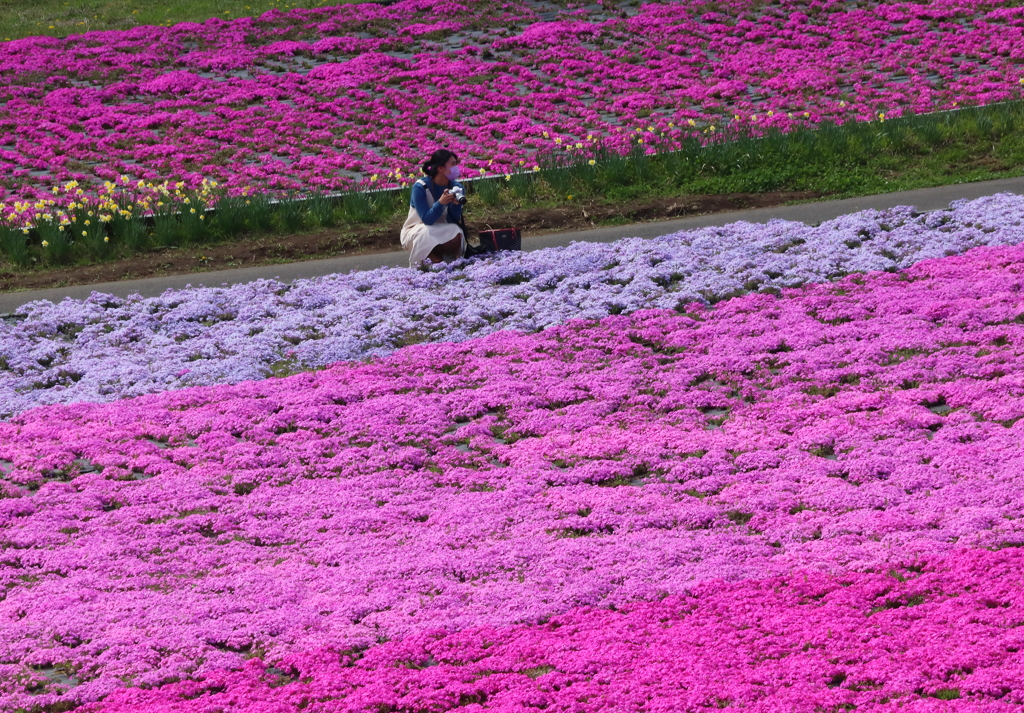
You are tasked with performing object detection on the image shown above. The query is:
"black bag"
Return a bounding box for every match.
[476,226,522,253]
[460,218,522,258]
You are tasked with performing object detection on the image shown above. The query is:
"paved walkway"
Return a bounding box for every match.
[2,176,1023,314]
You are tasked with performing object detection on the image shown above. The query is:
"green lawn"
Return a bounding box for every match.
[586,101,1024,206]
[0,0,354,41]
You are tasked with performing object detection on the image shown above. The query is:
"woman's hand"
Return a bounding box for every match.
[438,190,456,205]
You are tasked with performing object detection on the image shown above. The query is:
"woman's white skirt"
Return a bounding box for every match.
[400,222,464,267]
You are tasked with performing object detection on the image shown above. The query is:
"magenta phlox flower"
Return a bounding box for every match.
[70,548,1024,712]
[3,0,1024,204]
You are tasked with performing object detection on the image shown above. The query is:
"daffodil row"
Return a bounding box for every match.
[0,177,219,230]
[0,177,229,266]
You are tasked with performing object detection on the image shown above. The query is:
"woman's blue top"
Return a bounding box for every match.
[411,176,464,226]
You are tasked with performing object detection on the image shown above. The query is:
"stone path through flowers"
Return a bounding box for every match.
[1,174,1023,314]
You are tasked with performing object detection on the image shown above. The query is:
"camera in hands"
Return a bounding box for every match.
[449,185,467,205]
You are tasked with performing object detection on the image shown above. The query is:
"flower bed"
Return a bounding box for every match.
[2,0,1024,205]
[1,193,1022,418]
[2,241,1023,709]
[83,548,1024,711]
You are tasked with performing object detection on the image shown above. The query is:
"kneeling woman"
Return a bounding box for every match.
[401,149,465,267]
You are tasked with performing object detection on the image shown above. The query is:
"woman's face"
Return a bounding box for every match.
[441,156,459,180]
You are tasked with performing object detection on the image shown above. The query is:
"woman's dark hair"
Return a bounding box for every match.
[422,149,459,177]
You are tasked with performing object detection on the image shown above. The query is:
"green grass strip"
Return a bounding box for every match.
[0,0,358,41]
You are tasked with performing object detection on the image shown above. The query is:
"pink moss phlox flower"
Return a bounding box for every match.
[2,0,1024,205]
[78,548,1024,712]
